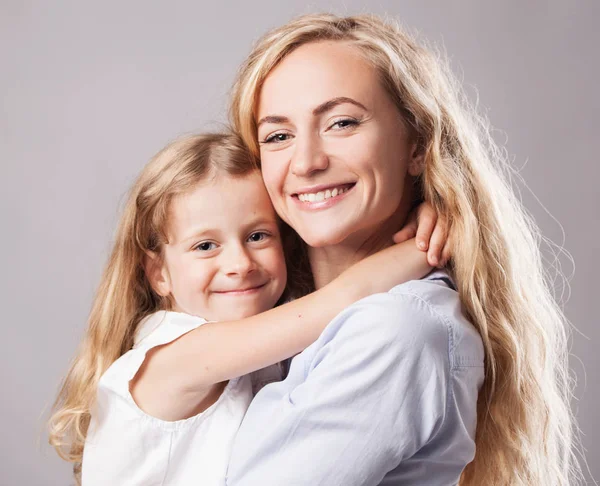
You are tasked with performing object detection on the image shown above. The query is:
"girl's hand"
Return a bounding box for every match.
[393,202,451,268]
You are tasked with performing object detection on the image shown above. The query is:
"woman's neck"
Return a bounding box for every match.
[309,192,414,290]
[309,242,380,290]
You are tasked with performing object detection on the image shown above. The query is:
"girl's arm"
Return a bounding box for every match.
[393,201,451,267]
[132,239,430,420]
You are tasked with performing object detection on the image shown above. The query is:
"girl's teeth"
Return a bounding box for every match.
[298,186,349,202]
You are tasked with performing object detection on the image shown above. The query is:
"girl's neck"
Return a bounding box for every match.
[309,193,414,290]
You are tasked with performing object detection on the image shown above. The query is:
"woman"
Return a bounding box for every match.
[225,13,581,486]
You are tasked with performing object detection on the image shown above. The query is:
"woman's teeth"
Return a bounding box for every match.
[297,186,350,202]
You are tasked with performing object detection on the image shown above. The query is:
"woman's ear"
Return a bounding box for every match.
[407,141,425,177]
[143,251,171,297]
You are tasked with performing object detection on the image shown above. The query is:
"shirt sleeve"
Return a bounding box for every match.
[226,291,451,486]
[98,311,208,399]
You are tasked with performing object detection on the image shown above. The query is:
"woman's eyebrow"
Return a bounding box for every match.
[257,97,368,128]
[257,115,289,128]
[312,97,367,116]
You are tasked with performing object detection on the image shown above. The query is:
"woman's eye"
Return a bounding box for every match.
[330,118,359,130]
[262,132,291,144]
[195,241,217,252]
[248,232,269,242]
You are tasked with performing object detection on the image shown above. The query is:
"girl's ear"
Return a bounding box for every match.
[143,251,171,297]
[407,139,426,177]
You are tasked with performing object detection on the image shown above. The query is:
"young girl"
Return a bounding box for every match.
[48,132,443,485]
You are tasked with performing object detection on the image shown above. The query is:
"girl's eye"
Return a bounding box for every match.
[262,132,292,144]
[194,241,217,252]
[248,231,269,242]
[330,118,359,130]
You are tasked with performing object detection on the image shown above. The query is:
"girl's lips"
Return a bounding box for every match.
[213,283,267,295]
[291,182,356,210]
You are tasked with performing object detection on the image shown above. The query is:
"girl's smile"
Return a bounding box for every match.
[212,282,268,295]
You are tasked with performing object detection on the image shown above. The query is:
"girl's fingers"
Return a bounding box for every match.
[393,216,418,244]
[427,220,447,267]
[440,237,452,267]
[392,225,417,244]
[415,204,437,251]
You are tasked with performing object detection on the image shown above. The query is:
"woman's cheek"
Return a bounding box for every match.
[261,157,287,208]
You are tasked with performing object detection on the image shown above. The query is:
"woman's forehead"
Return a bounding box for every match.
[258,41,383,118]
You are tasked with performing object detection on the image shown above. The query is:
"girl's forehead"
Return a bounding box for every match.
[166,171,276,243]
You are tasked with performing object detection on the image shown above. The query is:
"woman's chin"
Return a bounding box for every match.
[296,227,352,248]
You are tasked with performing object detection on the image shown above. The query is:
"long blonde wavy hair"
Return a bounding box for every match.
[229,13,583,486]
[47,132,268,480]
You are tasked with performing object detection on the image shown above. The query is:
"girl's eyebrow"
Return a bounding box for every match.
[244,216,279,229]
[178,227,215,245]
[257,97,368,128]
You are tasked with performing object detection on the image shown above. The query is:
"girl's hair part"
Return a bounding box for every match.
[229,13,584,485]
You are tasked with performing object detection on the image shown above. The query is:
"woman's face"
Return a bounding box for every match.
[256,40,423,248]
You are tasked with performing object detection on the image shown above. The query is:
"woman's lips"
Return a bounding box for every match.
[292,182,355,210]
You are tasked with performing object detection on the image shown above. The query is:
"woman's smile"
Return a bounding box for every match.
[292,182,356,209]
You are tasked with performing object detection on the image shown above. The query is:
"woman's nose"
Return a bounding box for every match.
[290,134,329,177]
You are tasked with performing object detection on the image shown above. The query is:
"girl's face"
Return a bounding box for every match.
[152,170,287,321]
[256,41,423,248]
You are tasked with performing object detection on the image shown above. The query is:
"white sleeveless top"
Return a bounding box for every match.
[81,311,268,486]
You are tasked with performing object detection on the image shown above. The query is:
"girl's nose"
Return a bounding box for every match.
[223,244,257,278]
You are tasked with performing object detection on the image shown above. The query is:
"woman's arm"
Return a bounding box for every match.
[131,239,430,420]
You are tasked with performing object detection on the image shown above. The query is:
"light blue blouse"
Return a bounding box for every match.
[226,270,485,486]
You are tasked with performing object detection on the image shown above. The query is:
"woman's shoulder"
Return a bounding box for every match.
[330,270,484,370]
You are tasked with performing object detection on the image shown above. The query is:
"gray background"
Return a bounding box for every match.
[1,1,598,484]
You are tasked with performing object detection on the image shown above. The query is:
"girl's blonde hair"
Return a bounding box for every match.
[48,132,262,479]
[230,13,582,485]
